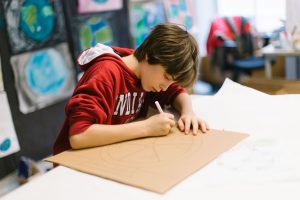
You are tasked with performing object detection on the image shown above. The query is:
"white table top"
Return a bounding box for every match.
[3,79,300,200]
[262,45,300,56]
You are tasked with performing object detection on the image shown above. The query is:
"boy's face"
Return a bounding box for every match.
[140,63,174,92]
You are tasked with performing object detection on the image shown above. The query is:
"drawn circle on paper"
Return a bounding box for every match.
[80,17,113,51]
[19,0,55,41]
[25,49,68,96]
[99,133,202,168]
[0,138,11,152]
[93,0,108,3]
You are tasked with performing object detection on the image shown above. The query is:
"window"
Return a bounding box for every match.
[217,0,286,33]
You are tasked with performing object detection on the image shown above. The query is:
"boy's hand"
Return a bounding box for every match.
[144,113,176,137]
[178,112,209,135]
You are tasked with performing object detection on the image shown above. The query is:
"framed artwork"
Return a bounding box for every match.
[79,16,114,51]
[78,0,123,13]
[129,1,166,48]
[10,43,75,114]
[71,12,127,57]
[163,0,197,33]
[1,0,66,54]
[0,92,20,158]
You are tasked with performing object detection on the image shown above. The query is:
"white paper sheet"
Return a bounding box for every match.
[192,78,300,186]
[0,92,20,158]
[0,57,4,92]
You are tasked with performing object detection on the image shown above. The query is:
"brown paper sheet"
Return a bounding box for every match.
[45,128,248,193]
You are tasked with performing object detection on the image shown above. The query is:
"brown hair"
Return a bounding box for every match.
[134,23,199,88]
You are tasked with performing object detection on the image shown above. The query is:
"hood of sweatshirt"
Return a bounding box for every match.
[77,43,134,71]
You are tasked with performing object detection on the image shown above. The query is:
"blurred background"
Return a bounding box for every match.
[0,0,299,196]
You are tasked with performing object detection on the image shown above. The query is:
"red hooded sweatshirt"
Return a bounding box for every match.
[53,44,185,155]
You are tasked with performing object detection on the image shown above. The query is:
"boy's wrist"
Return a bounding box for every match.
[132,120,150,137]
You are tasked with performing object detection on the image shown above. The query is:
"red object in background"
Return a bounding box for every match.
[206,16,251,55]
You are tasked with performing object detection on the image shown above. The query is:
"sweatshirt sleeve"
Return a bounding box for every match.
[66,77,114,136]
[148,83,186,108]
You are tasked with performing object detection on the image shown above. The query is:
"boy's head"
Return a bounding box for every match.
[134,24,199,88]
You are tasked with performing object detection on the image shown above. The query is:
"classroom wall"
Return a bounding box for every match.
[0,0,130,179]
[286,0,300,34]
[194,0,217,56]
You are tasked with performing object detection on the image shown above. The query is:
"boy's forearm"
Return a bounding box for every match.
[173,92,193,114]
[70,121,148,149]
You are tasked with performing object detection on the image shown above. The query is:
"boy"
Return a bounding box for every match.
[53,24,209,155]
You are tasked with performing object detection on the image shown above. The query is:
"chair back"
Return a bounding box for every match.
[206,16,264,82]
[223,16,254,59]
[207,16,255,58]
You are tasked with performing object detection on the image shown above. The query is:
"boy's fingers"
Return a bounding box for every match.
[164,113,174,119]
[184,118,191,134]
[199,119,208,133]
[178,119,184,131]
[169,119,176,126]
[205,121,210,130]
[192,119,199,135]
